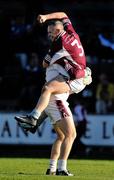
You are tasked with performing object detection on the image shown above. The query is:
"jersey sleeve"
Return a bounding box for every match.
[61,17,76,34]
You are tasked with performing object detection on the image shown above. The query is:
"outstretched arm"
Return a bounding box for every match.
[37,12,68,23]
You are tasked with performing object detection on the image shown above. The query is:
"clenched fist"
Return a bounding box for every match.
[37,15,47,23]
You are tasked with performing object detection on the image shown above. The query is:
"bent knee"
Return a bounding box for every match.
[73,130,77,140]
[65,129,76,141]
[57,134,65,142]
[71,130,77,141]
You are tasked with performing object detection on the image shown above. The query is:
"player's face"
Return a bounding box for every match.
[47,25,58,42]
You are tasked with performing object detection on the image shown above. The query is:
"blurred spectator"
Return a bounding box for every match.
[97,31,114,59]
[98,32,114,51]
[10,16,32,39]
[15,53,28,69]
[73,99,87,152]
[18,52,44,110]
[95,73,114,114]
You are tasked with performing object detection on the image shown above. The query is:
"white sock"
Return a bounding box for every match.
[58,159,67,171]
[49,159,57,172]
[30,109,41,119]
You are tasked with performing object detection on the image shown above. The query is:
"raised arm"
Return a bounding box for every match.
[37,12,68,23]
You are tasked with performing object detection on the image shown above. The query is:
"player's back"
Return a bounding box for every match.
[62,30,86,69]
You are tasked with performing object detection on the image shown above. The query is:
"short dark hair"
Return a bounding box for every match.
[48,19,63,26]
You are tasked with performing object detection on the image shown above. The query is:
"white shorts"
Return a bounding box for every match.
[46,64,92,94]
[45,93,72,124]
[46,64,70,82]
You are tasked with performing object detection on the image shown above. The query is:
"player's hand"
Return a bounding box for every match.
[37,15,46,23]
[83,67,92,85]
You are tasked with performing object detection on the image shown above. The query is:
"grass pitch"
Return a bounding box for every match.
[0,158,113,180]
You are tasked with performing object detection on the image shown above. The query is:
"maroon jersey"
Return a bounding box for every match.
[44,17,86,80]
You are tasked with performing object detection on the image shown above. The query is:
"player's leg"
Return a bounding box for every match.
[34,75,70,113]
[14,75,70,127]
[50,125,65,160]
[56,115,76,174]
[57,117,76,160]
[44,92,74,176]
[46,125,65,175]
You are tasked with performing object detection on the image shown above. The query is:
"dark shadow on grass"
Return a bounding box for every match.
[0,172,42,176]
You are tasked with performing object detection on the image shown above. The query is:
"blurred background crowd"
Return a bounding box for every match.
[0,0,114,114]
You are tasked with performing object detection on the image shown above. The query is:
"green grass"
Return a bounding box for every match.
[0,158,113,180]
